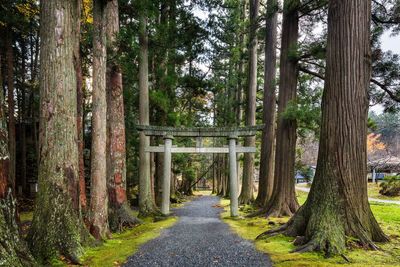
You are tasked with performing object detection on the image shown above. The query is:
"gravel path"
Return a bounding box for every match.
[124,195,272,267]
[296,186,400,205]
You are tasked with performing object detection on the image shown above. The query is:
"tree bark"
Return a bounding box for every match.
[0,55,7,199]
[139,7,159,216]
[170,164,176,198]
[90,0,110,240]
[75,0,87,213]
[255,0,278,207]
[105,0,139,231]
[154,152,163,205]
[28,0,87,263]
[0,193,36,266]
[1,84,34,264]
[236,0,246,126]
[239,0,259,205]
[6,30,16,195]
[263,0,300,217]
[258,0,388,256]
[20,40,28,196]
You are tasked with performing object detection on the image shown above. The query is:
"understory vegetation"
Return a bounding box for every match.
[379,176,400,197]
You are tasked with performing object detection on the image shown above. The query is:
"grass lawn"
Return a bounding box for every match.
[297,182,400,202]
[221,193,400,267]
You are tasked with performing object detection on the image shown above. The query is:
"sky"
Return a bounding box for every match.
[372,31,400,114]
[381,30,400,55]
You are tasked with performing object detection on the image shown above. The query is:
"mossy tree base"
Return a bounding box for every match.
[109,203,141,232]
[238,194,254,205]
[257,177,389,256]
[28,186,86,264]
[0,191,36,267]
[139,199,161,218]
[262,192,299,218]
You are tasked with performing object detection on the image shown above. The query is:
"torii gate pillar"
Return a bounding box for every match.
[161,135,173,215]
[228,135,238,217]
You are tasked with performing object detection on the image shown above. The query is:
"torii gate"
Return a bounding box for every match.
[137,125,263,217]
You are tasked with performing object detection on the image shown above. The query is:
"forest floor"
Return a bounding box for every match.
[19,209,177,266]
[17,189,400,266]
[222,190,400,267]
[124,194,272,267]
[19,193,272,266]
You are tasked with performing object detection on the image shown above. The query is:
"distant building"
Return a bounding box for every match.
[367,156,400,182]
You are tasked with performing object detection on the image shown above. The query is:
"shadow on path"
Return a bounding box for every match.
[124,195,272,267]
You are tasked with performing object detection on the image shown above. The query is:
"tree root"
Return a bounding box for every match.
[246,208,267,218]
[256,223,288,240]
[138,199,162,218]
[109,204,142,232]
[256,209,386,258]
[238,194,254,205]
[292,242,318,253]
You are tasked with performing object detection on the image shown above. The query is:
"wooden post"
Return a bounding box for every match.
[229,135,238,217]
[161,135,173,215]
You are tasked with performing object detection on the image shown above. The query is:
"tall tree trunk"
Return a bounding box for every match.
[223,155,230,197]
[150,147,156,201]
[139,6,159,216]
[90,0,110,239]
[170,163,176,198]
[255,0,278,207]
[6,30,16,195]
[154,152,163,205]
[20,40,28,196]
[105,0,139,231]
[236,0,246,126]
[3,52,35,267]
[75,0,87,213]
[239,0,259,205]
[263,0,300,216]
[0,55,7,198]
[28,0,87,263]
[1,79,35,266]
[30,31,40,169]
[258,0,388,255]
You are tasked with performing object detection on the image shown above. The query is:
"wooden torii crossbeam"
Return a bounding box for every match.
[137,125,264,217]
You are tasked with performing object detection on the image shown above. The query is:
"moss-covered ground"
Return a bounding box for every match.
[78,216,177,266]
[221,190,400,267]
[19,208,179,266]
[17,191,205,266]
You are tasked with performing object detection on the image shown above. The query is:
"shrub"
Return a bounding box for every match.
[379,176,400,196]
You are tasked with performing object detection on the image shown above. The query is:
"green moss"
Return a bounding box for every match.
[296,190,308,205]
[80,217,177,267]
[19,211,33,222]
[221,197,400,266]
